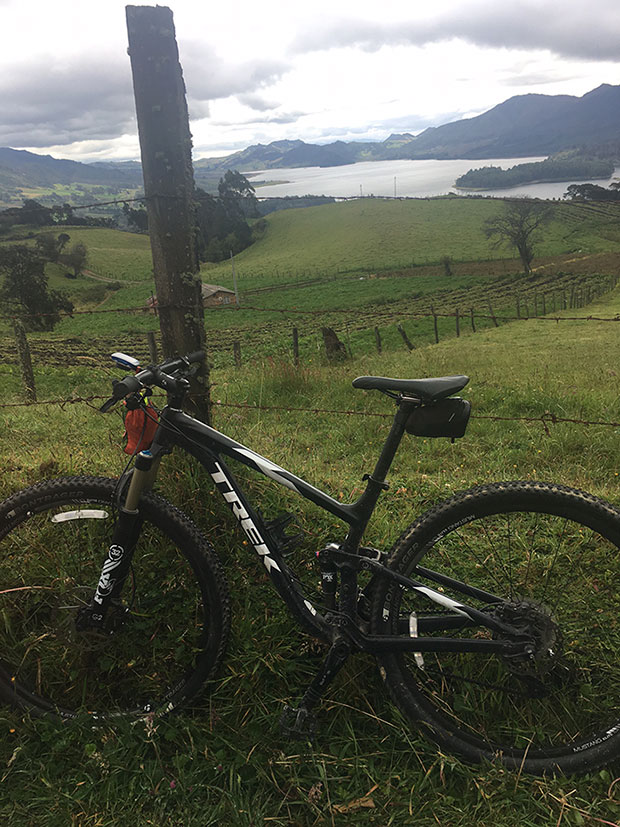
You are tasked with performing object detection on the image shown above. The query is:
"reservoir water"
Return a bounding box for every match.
[249,158,619,200]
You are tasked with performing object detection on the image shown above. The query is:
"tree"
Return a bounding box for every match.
[218,169,258,216]
[122,202,149,232]
[484,200,551,274]
[35,231,71,263]
[65,242,88,276]
[194,171,256,263]
[0,245,73,331]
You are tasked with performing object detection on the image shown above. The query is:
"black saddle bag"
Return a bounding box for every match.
[405,397,471,439]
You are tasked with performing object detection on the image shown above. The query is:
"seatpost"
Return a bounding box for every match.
[342,398,413,552]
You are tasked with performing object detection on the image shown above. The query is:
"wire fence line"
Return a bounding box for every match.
[1,393,619,435]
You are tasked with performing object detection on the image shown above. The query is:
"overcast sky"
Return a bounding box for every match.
[1,0,619,162]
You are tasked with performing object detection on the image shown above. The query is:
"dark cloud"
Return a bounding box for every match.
[0,56,135,146]
[292,2,620,63]
[0,43,291,147]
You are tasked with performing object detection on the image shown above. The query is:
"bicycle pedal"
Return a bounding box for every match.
[279,704,317,739]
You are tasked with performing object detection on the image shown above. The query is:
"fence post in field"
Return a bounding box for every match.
[126,5,210,422]
[487,301,499,327]
[470,307,476,333]
[542,294,546,315]
[12,317,36,403]
[146,331,158,364]
[534,294,539,317]
[233,340,241,368]
[322,327,348,361]
[374,326,382,353]
[397,323,415,351]
[292,327,299,366]
[516,295,521,319]
[563,290,567,310]
[430,306,439,343]
[455,307,460,337]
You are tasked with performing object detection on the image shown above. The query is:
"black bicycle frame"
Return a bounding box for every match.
[122,399,532,660]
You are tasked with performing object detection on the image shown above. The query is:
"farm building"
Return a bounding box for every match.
[146,283,236,311]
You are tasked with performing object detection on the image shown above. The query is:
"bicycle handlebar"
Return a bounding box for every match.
[99,350,204,412]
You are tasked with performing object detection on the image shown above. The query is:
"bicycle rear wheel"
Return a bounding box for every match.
[0,476,230,720]
[370,481,620,775]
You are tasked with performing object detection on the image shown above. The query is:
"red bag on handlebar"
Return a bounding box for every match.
[123,399,159,455]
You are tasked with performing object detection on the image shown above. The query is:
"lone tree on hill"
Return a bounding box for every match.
[484,199,551,274]
[0,245,73,331]
[35,231,71,263]
[64,241,88,277]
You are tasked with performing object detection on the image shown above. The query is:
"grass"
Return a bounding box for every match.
[1,270,620,822]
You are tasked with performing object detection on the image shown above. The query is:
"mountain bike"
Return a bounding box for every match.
[1,350,620,776]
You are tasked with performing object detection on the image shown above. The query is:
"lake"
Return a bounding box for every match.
[249,158,619,200]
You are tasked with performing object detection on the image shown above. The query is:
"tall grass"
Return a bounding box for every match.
[0,280,620,824]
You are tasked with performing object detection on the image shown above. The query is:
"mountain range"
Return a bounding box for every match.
[0,83,618,197]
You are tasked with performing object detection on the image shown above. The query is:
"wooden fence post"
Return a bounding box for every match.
[233,340,241,367]
[374,326,382,353]
[126,5,210,422]
[146,331,158,364]
[397,323,415,351]
[12,318,36,403]
[516,295,521,319]
[470,307,476,333]
[292,327,299,366]
[487,301,499,327]
[534,294,539,316]
[430,306,439,343]
[455,307,460,338]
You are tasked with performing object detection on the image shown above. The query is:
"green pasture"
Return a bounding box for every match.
[0,263,620,823]
[3,196,620,371]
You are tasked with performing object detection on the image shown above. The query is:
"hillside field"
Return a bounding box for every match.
[2,196,620,373]
[1,263,620,824]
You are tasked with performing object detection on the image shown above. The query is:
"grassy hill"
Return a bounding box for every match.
[1,267,620,824]
[1,196,620,372]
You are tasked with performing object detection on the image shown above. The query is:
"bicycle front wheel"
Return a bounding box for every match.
[0,476,230,720]
[371,481,620,775]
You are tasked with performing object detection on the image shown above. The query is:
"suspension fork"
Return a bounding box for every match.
[76,449,162,631]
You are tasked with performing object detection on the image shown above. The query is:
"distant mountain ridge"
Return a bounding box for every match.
[0,84,618,196]
[196,84,620,171]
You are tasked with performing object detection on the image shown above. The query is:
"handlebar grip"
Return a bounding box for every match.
[99,374,145,413]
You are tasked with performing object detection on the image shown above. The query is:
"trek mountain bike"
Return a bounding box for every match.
[1,350,619,776]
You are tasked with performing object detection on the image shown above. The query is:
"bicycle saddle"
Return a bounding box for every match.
[352,375,469,402]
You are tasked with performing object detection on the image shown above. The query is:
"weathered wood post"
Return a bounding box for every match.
[430,306,439,343]
[455,307,460,338]
[374,326,382,353]
[470,307,476,333]
[233,340,241,367]
[487,301,499,327]
[292,327,299,366]
[126,5,211,421]
[397,323,414,351]
[146,331,158,364]
[12,318,36,403]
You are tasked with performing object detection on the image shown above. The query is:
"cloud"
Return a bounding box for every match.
[292,1,620,63]
[237,93,281,112]
[0,42,291,148]
[0,55,135,146]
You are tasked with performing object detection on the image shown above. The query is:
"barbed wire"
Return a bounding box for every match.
[1,393,619,435]
[1,301,618,324]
